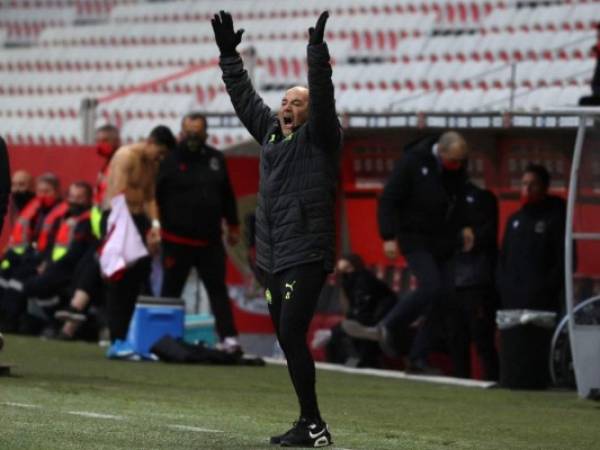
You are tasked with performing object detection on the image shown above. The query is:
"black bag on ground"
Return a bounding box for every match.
[150,335,265,366]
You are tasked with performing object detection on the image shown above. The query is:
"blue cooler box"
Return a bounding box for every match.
[184,313,217,347]
[126,296,184,357]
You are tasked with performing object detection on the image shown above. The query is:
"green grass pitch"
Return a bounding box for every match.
[0,335,598,449]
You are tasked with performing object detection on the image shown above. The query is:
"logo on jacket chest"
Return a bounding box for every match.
[209,157,220,172]
[421,166,429,176]
[534,220,546,234]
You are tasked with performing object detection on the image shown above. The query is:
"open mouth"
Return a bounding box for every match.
[283,116,293,127]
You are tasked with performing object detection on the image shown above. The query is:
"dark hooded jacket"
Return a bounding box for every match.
[378,135,466,259]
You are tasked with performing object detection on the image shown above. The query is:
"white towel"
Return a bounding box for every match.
[99,194,149,278]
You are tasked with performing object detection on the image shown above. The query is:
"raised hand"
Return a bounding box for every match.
[308,11,329,46]
[211,10,244,56]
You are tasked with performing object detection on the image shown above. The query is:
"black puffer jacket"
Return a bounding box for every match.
[378,135,465,259]
[220,43,342,274]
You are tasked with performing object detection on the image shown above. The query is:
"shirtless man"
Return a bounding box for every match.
[103,125,175,358]
[56,126,175,345]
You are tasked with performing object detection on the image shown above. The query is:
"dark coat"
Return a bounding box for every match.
[454,182,499,288]
[341,269,396,325]
[156,144,239,243]
[220,43,342,274]
[498,195,567,312]
[378,135,465,259]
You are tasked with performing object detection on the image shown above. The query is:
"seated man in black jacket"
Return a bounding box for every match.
[323,254,396,368]
[343,132,469,371]
[212,10,341,447]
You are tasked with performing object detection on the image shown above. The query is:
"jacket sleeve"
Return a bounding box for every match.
[221,155,240,227]
[53,221,95,270]
[377,156,412,241]
[307,43,342,151]
[0,137,10,234]
[220,54,277,143]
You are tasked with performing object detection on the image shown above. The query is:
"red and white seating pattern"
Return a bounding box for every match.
[0,0,599,145]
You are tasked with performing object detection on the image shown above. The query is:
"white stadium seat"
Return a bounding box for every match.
[0,0,597,145]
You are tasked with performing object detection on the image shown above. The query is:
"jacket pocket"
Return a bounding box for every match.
[294,198,307,235]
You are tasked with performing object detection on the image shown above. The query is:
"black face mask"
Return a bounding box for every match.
[183,135,205,152]
[12,191,34,211]
[68,203,87,217]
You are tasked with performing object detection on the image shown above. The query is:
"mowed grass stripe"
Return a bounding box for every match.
[0,335,599,449]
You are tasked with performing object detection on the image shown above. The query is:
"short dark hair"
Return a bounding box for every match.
[71,181,93,202]
[96,124,119,135]
[525,163,550,189]
[149,125,177,150]
[37,172,60,192]
[182,111,208,129]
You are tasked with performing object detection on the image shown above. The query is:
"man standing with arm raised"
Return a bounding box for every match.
[212,10,341,447]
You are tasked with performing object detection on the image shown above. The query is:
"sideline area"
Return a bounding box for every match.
[0,335,598,450]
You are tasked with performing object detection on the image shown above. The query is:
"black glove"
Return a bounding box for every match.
[308,11,329,46]
[211,10,244,57]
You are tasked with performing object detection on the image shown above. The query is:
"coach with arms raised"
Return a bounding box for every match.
[213,10,341,447]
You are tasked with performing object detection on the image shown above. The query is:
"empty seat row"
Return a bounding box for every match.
[481,3,600,32]
[337,84,589,113]
[3,30,594,75]
[0,57,593,98]
[399,30,596,63]
[39,13,437,48]
[111,0,445,23]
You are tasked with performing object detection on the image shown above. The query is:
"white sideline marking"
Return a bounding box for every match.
[264,357,497,389]
[167,424,223,433]
[67,411,124,420]
[2,402,41,409]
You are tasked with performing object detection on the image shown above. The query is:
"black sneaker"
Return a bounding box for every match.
[269,421,297,445]
[54,307,87,323]
[279,418,332,448]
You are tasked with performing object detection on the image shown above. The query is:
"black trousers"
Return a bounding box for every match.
[0,259,38,332]
[326,324,383,368]
[105,214,151,342]
[72,247,104,305]
[0,263,71,333]
[263,262,326,422]
[105,257,151,341]
[446,286,499,381]
[161,241,237,339]
[382,249,453,358]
